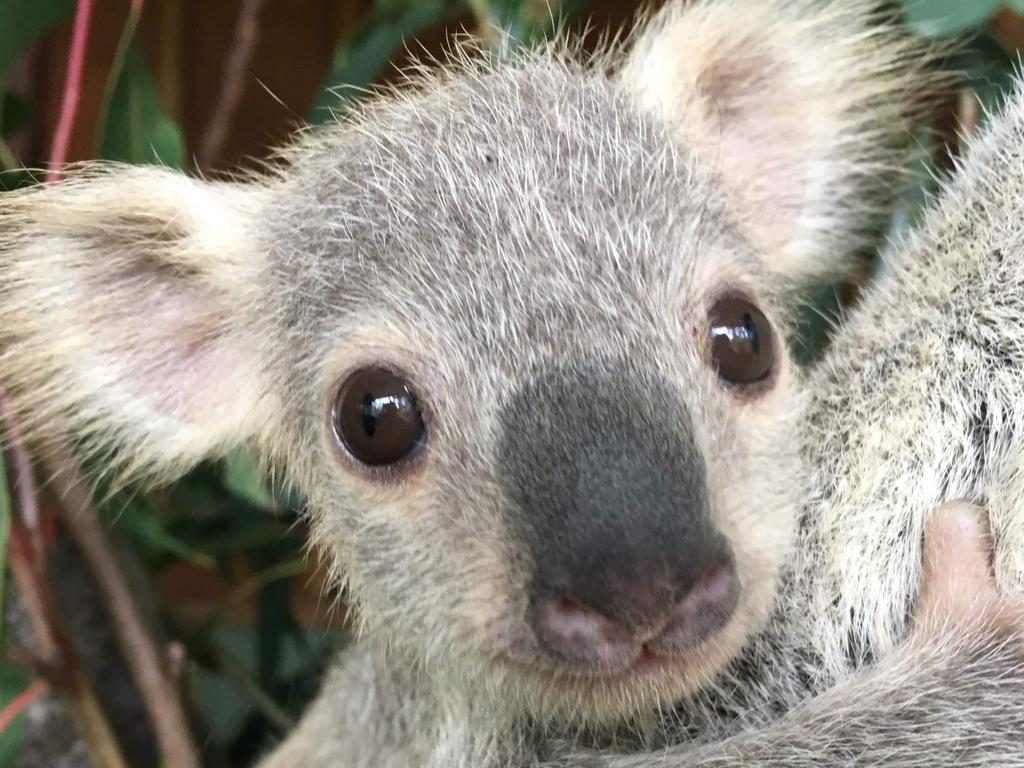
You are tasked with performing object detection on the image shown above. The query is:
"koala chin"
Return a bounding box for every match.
[0,0,939,765]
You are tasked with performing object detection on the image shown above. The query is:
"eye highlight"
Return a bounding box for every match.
[708,296,775,387]
[332,367,427,468]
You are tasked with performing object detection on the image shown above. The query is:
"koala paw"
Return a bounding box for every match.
[914,500,1023,639]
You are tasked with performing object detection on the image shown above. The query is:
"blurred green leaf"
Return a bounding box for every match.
[958,33,1018,117]
[468,0,530,46]
[903,0,1002,37]
[100,43,184,167]
[108,497,216,568]
[94,0,143,157]
[0,0,74,83]
[0,664,29,768]
[198,518,294,558]
[188,625,337,756]
[0,169,35,191]
[0,0,70,175]
[791,284,846,365]
[223,451,275,510]
[889,129,939,236]
[310,0,460,122]
[468,0,586,49]
[0,93,29,137]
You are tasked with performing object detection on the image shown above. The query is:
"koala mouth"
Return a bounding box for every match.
[529,557,741,678]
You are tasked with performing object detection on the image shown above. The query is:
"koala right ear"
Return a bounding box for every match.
[0,166,276,482]
[620,0,933,284]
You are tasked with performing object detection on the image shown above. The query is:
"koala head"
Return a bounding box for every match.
[0,0,925,727]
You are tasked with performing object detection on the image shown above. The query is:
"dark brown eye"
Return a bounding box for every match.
[333,367,426,467]
[708,297,775,386]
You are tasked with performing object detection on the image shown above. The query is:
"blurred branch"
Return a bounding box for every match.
[159,0,184,123]
[0,138,17,172]
[95,0,145,153]
[197,0,267,169]
[991,8,1024,51]
[465,0,509,48]
[217,559,306,626]
[210,641,294,733]
[184,631,294,734]
[0,391,128,768]
[46,0,96,182]
[45,438,201,768]
[958,89,980,141]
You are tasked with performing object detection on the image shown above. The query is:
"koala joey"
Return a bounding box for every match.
[0,0,959,766]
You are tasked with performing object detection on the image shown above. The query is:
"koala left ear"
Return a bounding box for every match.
[0,166,276,483]
[619,0,934,284]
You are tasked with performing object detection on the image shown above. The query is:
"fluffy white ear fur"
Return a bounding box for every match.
[620,0,933,283]
[0,166,273,481]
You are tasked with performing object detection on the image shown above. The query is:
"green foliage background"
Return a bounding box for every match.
[0,0,1021,764]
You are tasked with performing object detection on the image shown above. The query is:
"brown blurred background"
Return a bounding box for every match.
[17,0,647,174]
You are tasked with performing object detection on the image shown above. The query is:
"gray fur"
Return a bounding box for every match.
[0,0,956,766]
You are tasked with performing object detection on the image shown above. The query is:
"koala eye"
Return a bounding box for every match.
[332,367,426,467]
[708,296,775,387]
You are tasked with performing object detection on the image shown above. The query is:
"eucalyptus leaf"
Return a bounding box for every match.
[223,451,275,510]
[109,498,216,568]
[0,93,29,137]
[100,43,184,167]
[0,663,29,768]
[0,0,74,83]
[474,0,577,51]
[0,169,34,192]
[903,0,1002,37]
[958,33,1018,119]
[311,0,459,122]
[197,518,294,556]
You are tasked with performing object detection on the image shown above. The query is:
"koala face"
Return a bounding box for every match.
[260,60,802,721]
[0,0,924,731]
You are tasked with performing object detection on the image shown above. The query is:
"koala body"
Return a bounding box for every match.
[0,1,954,766]
[733,78,1024,760]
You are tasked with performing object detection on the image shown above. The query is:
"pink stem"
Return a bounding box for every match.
[46,0,96,184]
[0,681,48,734]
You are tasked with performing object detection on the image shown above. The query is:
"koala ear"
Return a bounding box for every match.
[620,0,930,283]
[0,166,274,481]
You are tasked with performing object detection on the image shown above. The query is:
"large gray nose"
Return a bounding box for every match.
[499,360,739,669]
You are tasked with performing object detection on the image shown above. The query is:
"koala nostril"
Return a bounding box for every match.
[651,559,740,654]
[531,595,635,668]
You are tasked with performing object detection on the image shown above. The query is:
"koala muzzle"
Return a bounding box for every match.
[500,361,740,672]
